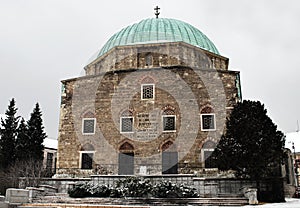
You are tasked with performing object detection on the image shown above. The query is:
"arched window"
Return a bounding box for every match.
[201,141,217,169]
[162,107,176,132]
[120,110,134,133]
[200,106,216,131]
[80,143,95,170]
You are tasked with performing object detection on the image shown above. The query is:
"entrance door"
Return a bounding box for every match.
[118,152,134,175]
[162,152,178,174]
[81,153,93,169]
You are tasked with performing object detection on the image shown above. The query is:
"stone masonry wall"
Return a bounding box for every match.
[57,43,240,176]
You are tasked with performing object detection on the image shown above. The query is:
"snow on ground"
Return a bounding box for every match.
[242,198,300,208]
[152,198,300,208]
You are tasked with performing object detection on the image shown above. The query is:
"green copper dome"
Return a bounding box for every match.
[97,18,219,58]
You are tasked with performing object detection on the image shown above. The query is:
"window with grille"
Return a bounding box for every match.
[141,84,154,100]
[203,149,217,168]
[145,54,153,66]
[82,118,96,134]
[201,114,215,131]
[46,152,53,171]
[163,115,176,132]
[121,117,133,133]
[201,141,217,169]
[81,152,93,169]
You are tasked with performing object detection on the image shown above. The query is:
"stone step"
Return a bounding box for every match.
[24,196,249,206]
[18,206,56,208]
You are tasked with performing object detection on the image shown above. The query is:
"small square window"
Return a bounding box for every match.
[82,118,96,134]
[141,84,154,100]
[163,115,176,132]
[121,117,133,133]
[201,114,216,131]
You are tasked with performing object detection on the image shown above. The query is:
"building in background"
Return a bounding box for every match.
[43,138,57,176]
[285,131,300,187]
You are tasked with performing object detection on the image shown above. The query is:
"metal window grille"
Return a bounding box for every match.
[145,55,153,66]
[142,85,154,99]
[83,119,95,134]
[204,150,217,168]
[163,116,175,131]
[121,117,133,132]
[46,152,53,170]
[202,114,215,130]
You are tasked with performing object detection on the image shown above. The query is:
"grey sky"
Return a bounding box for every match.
[0,0,299,140]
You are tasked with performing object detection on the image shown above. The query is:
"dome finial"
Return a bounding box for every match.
[154,6,160,18]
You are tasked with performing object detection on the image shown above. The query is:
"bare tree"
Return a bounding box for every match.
[0,159,44,193]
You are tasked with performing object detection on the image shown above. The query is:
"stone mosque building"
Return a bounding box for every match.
[56,11,242,177]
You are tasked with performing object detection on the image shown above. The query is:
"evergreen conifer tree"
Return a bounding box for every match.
[15,118,30,161]
[212,100,285,180]
[0,99,19,169]
[26,103,47,161]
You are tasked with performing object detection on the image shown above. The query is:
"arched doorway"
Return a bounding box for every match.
[161,141,178,174]
[118,142,134,175]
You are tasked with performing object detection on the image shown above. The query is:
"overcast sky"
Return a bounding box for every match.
[1,0,299,140]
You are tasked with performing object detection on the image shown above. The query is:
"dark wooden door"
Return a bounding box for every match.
[81,153,93,169]
[162,152,178,174]
[118,153,134,175]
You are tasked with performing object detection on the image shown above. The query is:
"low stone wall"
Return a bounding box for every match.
[25,175,256,196]
[19,178,91,193]
[193,178,256,197]
[19,175,283,202]
[90,175,255,197]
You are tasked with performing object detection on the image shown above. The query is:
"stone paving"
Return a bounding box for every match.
[154,198,300,208]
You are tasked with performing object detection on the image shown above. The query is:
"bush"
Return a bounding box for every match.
[153,180,199,198]
[115,177,153,197]
[68,182,113,198]
[68,182,92,198]
[90,184,111,197]
[68,177,199,199]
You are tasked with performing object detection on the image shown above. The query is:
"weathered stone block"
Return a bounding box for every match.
[0,201,8,208]
[5,188,29,204]
[242,187,258,205]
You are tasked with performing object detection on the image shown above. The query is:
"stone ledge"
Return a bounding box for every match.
[30,196,249,206]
